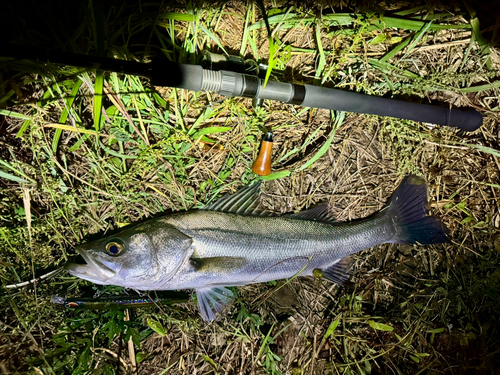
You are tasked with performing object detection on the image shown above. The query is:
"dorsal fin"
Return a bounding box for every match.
[286,203,336,223]
[203,182,275,216]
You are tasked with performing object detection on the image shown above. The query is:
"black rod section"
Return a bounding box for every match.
[2,43,482,131]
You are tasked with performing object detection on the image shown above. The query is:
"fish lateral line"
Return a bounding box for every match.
[252,255,312,283]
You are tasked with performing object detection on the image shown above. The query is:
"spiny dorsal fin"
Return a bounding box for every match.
[286,203,336,223]
[321,256,352,284]
[203,182,275,216]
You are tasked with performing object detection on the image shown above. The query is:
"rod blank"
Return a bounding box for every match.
[2,43,483,131]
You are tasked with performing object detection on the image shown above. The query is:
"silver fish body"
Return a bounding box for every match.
[158,210,390,289]
[66,176,447,321]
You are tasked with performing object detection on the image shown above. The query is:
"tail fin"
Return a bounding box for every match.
[385,175,448,244]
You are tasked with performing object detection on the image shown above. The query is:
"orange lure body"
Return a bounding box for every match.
[252,132,273,176]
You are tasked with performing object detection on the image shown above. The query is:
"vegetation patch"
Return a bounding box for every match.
[1,1,499,374]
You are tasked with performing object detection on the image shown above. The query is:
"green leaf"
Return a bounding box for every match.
[201,354,218,370]
[469,17,489,47]
[460,216,474,224]
[459,80,500,93]
[324,319,340,340]
[248,12,298,30]
[369,33,387,45]
[368,320,394,332]
[126,327,142,347]
[450,141,500,158]
[314,22,326,81]
[368,59,420,79]
[380,36,411,62]
[410,354,420,363]
[192,126,231,139]
[414,352,430,358]
[263,37,278,88]
[104,319,121,341]
[398,20,434,61]
[136,352,150,363]
[0,159,33,183]
[198,24,227,54]
[77,345,91,370]
[322,14,356,26]
[370,16,470,31]
[259,170,291,180]
[147,319,167,336]
[393,6,428,16]
[16,119,31,138]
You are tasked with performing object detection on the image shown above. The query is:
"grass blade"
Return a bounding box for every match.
[198,24,227,54]
[259,170,291,180]
[368,59,420,79]
[44,123,116,139]
[52,79,83,154]
[0,170,29,184]
[398,20,434,61]
[370,16,471,31]
[297,112,345,171]
[0,158,33,184]
[0,109,31,120]
[93,70,104,132]
[459,80,500,93]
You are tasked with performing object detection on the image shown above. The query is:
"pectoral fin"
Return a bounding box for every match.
[196,286,235,321]
[321,256,352,284]
[190,257,247,273]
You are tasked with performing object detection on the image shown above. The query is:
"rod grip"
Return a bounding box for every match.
[300,85,483,131]
[445,107,483,131]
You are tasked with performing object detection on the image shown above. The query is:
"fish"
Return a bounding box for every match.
[65,175,448,321]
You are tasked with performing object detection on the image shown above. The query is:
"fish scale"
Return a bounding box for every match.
[66,175,448,321]
[161,211,391,285]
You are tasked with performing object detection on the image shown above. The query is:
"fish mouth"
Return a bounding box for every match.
[65,248,117,284]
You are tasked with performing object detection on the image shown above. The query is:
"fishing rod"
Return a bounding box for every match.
[1,43,482,131]
[51,291,189,309]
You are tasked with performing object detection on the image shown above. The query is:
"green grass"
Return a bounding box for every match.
[1,1,499,374]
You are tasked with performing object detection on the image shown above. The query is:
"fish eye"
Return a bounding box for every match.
[105,241,124,256]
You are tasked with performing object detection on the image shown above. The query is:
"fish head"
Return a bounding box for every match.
[65,220,193,289]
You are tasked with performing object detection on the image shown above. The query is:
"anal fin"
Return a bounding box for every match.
[321,256,352,285]
[196,286,235,322]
